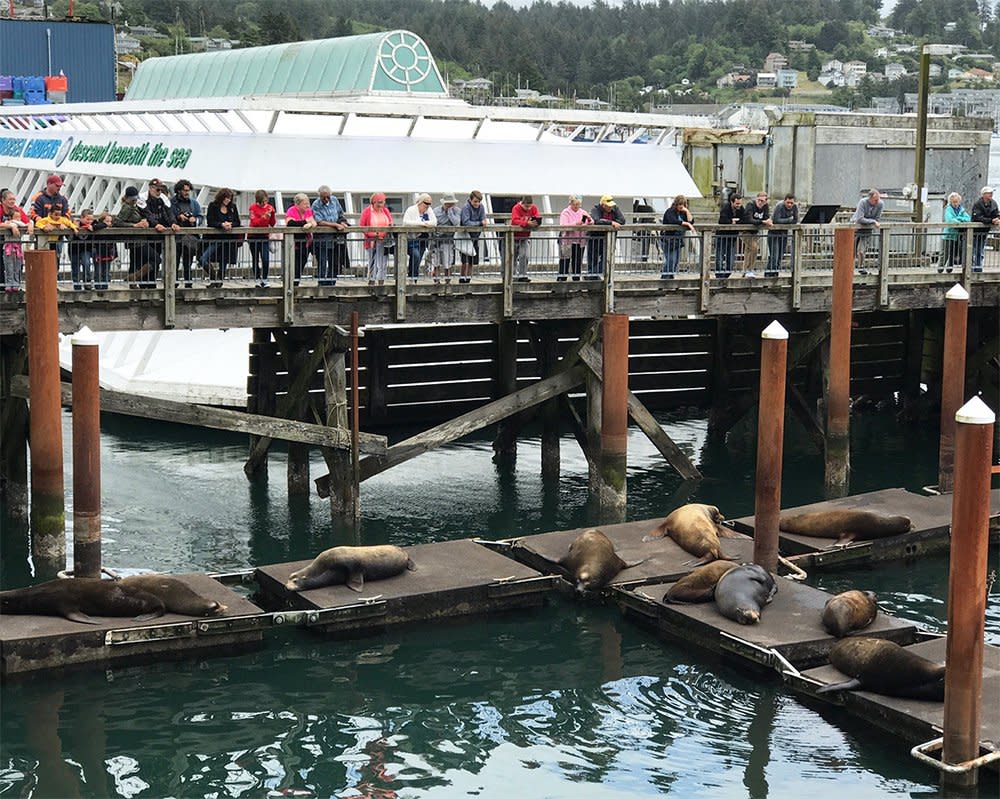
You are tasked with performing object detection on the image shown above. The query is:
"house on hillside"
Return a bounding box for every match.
[823,59,844,73]
[756,72,777,88]
[763,52,788,73]
[776,69,798,89]
[717,69,752,88]
[843,61,868,77]
[965,68,994,82]
[885,63,907,81]
[788,40,815,51]
[866,24,899,38]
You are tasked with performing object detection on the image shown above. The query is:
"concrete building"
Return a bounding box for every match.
[763,52,788,73]
[885,63,907,81]
[756,72,777,88]
[776,69,798,89]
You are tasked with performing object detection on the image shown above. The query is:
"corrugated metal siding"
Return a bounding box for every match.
[0,20,115,103]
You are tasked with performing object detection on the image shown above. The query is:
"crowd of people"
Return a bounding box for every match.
[1,176,996,293]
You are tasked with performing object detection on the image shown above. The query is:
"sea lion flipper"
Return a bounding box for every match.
[816,678,862,694]
[65,610,101,625]
[717,525,741,539]
[133,610,165,621]
[621,557,645,570]
[835,532,857,547]
[346,570,365,592]
[406,558,416,571]
[642,520,669,543]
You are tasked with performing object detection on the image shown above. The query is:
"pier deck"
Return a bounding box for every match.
[0,573,265,676]
[729,488,1000,570]
[483,519,756,589]
[253,538,556,631]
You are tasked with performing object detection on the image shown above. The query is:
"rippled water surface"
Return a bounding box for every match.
[1,408,998,797]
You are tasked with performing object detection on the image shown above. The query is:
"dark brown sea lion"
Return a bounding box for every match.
[664,560,739,603]
[644,503,736,563]
[118,575,226,617]
[0,578,164,625]
[818,638,945,701]
[713,563,777,624]
[285,545,415,592]
[779,509,912,546]
[821,590,878,638]
[558,529,643,593]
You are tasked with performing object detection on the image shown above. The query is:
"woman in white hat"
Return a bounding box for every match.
[429,193,460,283]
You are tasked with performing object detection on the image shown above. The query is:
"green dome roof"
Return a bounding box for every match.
[125,30,447,101]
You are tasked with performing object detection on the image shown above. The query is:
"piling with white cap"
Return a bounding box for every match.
[71,326,102,578]
[938,284,969,492]
[753,320,788,573]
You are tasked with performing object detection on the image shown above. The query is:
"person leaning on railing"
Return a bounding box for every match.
[456,190,488,284]
[360,192,393,287]
[851,188,883,275]
[1,188,32,293]
[970,185,997,273]
[248,190,276,288]
[660,194,694,279]
[766,194,798,277]
[172,179,203,289]
[284,192,317,287]
[201,188,242,287]
[557,194,591,281]
[940,192,971,274]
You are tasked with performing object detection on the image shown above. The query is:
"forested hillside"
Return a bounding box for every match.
[39,0,1000,107]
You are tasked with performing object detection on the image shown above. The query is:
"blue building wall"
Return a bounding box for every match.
[0,20,116,103]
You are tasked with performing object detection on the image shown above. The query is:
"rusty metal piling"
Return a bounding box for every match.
[753,321,788,574]
[824,227,854,498]
[71,327,102,578]
[594,313,629,519]
[937,284,969,493]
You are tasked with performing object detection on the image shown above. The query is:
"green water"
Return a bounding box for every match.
[1,408,998,798]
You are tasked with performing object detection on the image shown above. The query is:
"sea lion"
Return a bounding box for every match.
[285,545,415,593]
[713,563,777,624]
[643,503,736,563]
[0,578,164,625]
[558,529,643,593]
[821,590,878,638]
[779,509,912,546]
[118,575,226,617]
[663,560,739,603]
[818,638,945,701]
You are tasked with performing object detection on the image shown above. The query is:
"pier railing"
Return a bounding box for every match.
[0,221,996,331]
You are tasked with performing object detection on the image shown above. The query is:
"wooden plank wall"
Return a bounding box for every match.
[247,313,913,430]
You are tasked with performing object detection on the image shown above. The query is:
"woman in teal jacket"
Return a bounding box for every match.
[941,192,971,272]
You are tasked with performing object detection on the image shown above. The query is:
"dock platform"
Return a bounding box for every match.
[254,539,556,631]
[729,488,1000,569]
[612,576,919,669]
[484,519,756,589]
[0,573,266,676]
[788,637,1000,769]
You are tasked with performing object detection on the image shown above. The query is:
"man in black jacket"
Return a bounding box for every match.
[135,178,179,287]
[742,191,771,277]
[586,194,626,279]
[970,185,998,272]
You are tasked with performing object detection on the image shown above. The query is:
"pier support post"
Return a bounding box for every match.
[246,328,276,478]
[25,249,65,578]
[941,397,995,791]
[937,284,969,493]
[71,328,102,578]
[539,324,561,479]
[0,334,29,519]
[322,333,359,521]
[824,227,853,498]
[591,314,628,519]
[493,321,519,463]
[285,331,312,496]
[753,321,787,575]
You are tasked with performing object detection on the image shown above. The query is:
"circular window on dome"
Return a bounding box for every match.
[377,31,434,87]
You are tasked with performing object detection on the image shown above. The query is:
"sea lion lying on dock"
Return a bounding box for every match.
[558,529,643,593]
[0,576,224,624]
[779,509,912,547]
[664,560,739,603]
[643,503,737,564]
[821,590,878,638]
[818,638,945,701]
[285,545,415,593]
[713,563,777,624]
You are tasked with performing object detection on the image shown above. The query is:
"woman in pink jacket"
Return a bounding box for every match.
[557,195,591,281]
[360,192,394,286]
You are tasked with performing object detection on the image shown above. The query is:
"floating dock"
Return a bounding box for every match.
[482,519,756,588]
[0,573,266,676]
[253,539,556,632]
[729,488,1000,569]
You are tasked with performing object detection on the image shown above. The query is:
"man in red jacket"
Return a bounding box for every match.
[510,195,540,283]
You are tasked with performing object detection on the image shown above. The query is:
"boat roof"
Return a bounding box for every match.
[125,31,449,101]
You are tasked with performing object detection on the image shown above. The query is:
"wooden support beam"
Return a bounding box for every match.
[315,365,586,493]
[577,343,702,481]
[0,335,28,519]
[10,376,387,456]
[788,383,826,452]
[561,395,596,468]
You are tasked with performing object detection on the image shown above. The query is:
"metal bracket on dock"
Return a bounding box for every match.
[718,631,778,668]
[910,737,1000,775]
[488,575,557,598]
[195,614,270,635]
[613,588,659,619]
[105,621,196,646]
[811,542,872,567]
[273,599,389,627]
[207,569,258,586]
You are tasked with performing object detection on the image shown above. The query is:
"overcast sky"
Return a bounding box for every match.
[485,0,894,17]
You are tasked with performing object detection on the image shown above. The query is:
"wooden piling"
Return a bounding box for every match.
[0,334,29,519]
[539,324,561,479]
[824,227,853,498]
[71,327,102,578]
[753,321,788,574]
[323,336,359,520]
[493,321,519,462]
[937,284,969,493]
[595,314,629,519]
[941,396,995,791]
[25,249,65,577]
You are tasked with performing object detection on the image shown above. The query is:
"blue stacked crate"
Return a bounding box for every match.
[24,75,47,105]
[3,76,26,105]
